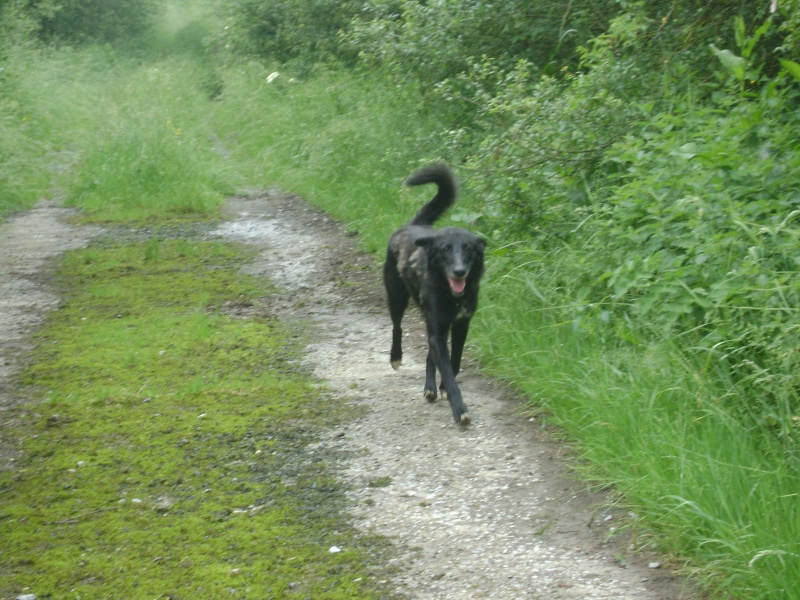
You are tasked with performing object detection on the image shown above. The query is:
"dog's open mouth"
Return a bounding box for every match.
[448,277,467,296]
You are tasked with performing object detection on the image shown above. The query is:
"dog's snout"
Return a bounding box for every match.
[452,267,467,278]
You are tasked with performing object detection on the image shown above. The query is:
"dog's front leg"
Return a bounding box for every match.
[426,324,470,425]
[450,317,470,377]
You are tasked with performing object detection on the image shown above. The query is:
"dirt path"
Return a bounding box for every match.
[0,195,694,598]
[0,203,101,467]
[212,192,693,600]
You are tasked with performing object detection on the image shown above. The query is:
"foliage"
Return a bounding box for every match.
[471,254,800,598]
[0,0,50,52]
[3,0,800,597]
[422,9,800,450]
[35,0,159,45]
[0,45,117,216]
[347,0,617,86]
[592,79,800,432]
[777,0,800,55]
[448,41,652,241]
[213,0,364,68]
[0,63,47,213]
[212,63,440,252]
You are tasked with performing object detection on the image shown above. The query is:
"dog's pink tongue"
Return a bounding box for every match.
[449,277,466,295]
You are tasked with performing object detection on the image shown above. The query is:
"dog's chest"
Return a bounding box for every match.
[455,303,474,320]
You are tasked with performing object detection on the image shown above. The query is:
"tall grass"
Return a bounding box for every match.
[213,64,445,251]
[64,58,235,220]
[0,46,116,216]
[471,252,800,598]
[213,67,800,597]
[1,41,234,221]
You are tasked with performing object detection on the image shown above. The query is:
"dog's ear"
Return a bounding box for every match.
[415,236,434,248]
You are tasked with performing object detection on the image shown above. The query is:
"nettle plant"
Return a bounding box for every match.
[595,17,800,438]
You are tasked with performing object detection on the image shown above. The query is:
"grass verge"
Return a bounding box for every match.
[0,233,391,599]
[471,256,800,599]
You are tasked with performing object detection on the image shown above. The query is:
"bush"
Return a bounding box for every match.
[36,0,159,45]
[214,0,364,68]
[591,72,800,437]
[348,0,617,88]
[441,10,656,241]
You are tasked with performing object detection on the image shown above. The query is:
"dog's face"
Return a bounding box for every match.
[416,229,486,297]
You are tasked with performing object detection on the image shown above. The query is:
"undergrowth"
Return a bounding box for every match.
[471,256,800,598]
[0,236,391,599]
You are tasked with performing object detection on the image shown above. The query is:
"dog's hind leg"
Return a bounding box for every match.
[436,318,470,402]
[384,261,409,370]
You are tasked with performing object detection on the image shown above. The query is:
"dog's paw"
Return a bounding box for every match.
[438,386,449,402]
[391,359,402,371]
[423,388,437,402]
[459,412,471,426]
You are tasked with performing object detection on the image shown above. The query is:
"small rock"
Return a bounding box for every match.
[17,595,37,600]
[328,546,342,554]
[153,496,174,512]
[648,561,662,569]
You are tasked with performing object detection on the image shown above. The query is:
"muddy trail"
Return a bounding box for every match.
[0,195,694,599]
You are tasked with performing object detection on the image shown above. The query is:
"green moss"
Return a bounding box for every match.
[0,238,391,599]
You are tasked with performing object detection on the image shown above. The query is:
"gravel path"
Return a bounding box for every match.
[213,191,694,600]
[0,195,694,598]
[0,203,100,467]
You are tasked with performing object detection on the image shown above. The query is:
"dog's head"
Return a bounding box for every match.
[415,228,486,297]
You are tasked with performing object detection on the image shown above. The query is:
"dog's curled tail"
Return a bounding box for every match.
[406,163,458,226]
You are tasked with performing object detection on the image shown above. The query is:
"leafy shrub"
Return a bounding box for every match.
[348,0,617,87]
[445,10,656,241]
[592,74,800,434]
[214,0,364,67]
[36,0,159,45]
[445,10,800,445]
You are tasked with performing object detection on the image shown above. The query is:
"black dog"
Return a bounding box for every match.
[383,164,486,425]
